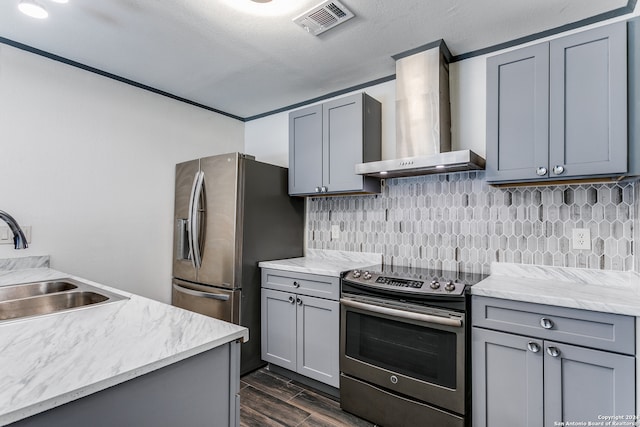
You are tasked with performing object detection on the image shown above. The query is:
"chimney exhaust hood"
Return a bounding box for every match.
[356,41,485,178]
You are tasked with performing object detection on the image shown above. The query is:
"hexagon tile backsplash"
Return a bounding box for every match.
[307,172,639,274]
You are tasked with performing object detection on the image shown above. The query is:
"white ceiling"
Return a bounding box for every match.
[0,0,633,119]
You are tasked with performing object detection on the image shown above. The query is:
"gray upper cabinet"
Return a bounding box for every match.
[289,105,323,195]
[486,43,549,182]
[486,22,628,183]
[289,93,381,196]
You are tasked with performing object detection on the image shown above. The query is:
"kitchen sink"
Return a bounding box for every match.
[0,278,128,322]
[0,281,78,301]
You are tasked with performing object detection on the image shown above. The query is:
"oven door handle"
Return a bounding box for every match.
[340,298,463,328]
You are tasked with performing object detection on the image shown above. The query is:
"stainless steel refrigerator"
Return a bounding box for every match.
[171,152,304,375]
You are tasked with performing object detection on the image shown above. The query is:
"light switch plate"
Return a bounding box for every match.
[0,226,31,245]
[572,228,591,250]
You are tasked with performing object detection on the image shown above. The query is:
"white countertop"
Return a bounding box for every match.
[472,263,640,316]
[0,259,248,425]
[258,249,382,277]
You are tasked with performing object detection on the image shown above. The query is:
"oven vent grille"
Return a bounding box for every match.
[293,0,355,36]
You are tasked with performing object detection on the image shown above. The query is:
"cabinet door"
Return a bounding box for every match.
[543,341,635,426]
[549,23,627,178]
[486,43,550,182]
[296,295,339,387]
[289,105,323,195]
[473,328,544,427]
[322,94,364,193]
[261,289,297,371]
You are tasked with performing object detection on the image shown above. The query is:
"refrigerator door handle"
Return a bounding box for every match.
[188,170,205,270]
[172,283,230,301]
[187,171,199,269]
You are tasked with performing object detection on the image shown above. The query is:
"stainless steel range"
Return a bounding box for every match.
[339,265,486,427]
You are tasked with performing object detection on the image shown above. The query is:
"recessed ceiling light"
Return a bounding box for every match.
[18,0,48,19]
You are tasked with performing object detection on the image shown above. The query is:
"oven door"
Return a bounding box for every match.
[340,295,466,415]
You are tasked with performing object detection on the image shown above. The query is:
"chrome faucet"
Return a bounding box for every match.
[0,210,28,249]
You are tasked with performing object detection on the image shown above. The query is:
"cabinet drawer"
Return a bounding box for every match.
[472,296,635,355]
[261,268,339,301]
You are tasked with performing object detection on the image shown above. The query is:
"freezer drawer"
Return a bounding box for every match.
[172,279,241,325]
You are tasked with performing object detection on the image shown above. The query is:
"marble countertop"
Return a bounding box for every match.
[472,263,640,316]
[258,249,382,277]
[0,257,248,425]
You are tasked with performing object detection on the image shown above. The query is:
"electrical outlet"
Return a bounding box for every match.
[331,224,340,240]
[572,228,591,250]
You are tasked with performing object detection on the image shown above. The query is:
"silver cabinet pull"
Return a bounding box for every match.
[297,297,303,305]
[540,317,554,329]
[527,341,541,353]
[288,295,295,304]
[536,167,548,176]
[546,346,561,357]
[293,281,300,288]
[552,165,565,175]
[172,283,229,301]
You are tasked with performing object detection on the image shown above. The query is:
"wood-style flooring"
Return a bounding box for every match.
[240,368,375,427]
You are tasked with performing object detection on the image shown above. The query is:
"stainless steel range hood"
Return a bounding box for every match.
[356,41,485,178]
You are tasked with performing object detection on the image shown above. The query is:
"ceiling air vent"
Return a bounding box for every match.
[293,0,355,36]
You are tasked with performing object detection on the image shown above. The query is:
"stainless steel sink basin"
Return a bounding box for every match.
[0,281,78,301]
[0,278,128,322]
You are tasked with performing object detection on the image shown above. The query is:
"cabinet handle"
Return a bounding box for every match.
[527,341,541,353]
[540,318,554,329]
[293,281,300,288]
[536,167,548,176]
[315,187,321,193]
[321,186,328,193]
[296,297,303,305]
[546,346,561,357]
[552,165,565,175]
[288,295,295,304]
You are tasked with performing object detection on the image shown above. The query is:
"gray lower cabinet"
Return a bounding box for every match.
[261,288,297,371]
[11,341,241,427]
[486,22,628,183]
[261,270,340,388]
[473,328,543,427]
[473,296,635,427]
[288,92,381,196]
[543,340,635,425]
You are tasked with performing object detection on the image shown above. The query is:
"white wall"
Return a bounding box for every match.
[0,44,244,303]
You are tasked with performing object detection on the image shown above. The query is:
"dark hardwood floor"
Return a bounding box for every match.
[240,368,375,427]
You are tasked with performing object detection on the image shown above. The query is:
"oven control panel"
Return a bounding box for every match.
[346,269,467,296]
[375,276,423,288]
